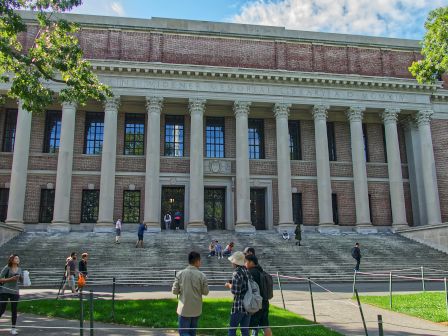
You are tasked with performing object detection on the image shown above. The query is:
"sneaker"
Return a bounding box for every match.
[10,328,18,335]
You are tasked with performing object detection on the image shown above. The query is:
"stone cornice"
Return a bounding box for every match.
[188,98,206,115]
[145,96,164,114]
[274,103,291,119]
[233,101,251,117]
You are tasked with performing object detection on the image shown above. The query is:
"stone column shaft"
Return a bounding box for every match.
[96,97,120,230]
[382,108,407,227]
[347,106,371,226]
[275,103,294,232]
[416,109,442,225]
[187,98,207,232]
[234,101,255,232]
[144,97,163,232]
[5,101,32,229]
[312,105,334,226]
[50,102,77,232]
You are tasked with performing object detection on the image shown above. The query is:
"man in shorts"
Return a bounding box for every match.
[136,223,147,248]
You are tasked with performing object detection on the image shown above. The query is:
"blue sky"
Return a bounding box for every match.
[71,0,448,39]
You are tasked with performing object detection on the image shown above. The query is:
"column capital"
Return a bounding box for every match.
[274,103,291,119]
[311,104,329,120]
[382,108,400,125]
[346,105,366,122]
[188,98,206,116]
[416,109,433,126]
[62,101,78,110]
[104,96,120,111]
[145,96,164,114]
[233,101,251,117]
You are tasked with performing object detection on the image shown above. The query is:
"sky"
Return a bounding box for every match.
[70,0,448,40]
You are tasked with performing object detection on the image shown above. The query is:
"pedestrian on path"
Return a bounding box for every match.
[351,242,361,271]
[295,223,302,246]
[164,213,172,231]
[78,253,88,292]
[225,251,251,336]
[136,223,147,248]
[115,219,122,244]
[62,252,78,294]
[0,254,23,335]
[172,251,209,336]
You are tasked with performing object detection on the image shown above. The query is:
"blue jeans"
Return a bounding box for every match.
[229,312,251,336]
[178,315,199,336]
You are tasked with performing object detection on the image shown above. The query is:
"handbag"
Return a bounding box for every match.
[77,274,86,288]
[23,270,31,287]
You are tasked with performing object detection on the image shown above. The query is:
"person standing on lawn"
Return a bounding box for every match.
[351,242,361,271]
[172,251,209,336]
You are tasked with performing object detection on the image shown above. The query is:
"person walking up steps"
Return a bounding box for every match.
[115,218,122,244]
[215,241,223,259]
[136,223,147,248]
[172,251,209,336]
[0,255,23,335]
[351,242,361,271]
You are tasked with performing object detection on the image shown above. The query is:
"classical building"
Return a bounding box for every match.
[0,12,447,233]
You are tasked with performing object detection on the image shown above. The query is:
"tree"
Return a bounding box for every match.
[0,0,112,114]
[409,6,448,84]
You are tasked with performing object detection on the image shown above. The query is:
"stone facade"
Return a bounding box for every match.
[0,13,447,232]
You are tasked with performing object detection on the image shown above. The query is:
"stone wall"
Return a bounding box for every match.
[398,224,448,254]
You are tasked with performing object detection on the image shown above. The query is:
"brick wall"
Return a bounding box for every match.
[70,176,101,224]
[114,176,146,223]
[291,181,319,225]
[332,181,356,225]
[24,174,56,223]
[432,119,448,223]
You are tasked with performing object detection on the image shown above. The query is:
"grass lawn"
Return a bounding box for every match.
[19,298,342,336]
[360,292,448,323]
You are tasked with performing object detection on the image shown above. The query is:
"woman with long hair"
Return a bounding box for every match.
[0,254,23,335]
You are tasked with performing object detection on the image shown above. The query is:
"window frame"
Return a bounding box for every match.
[362,123,370,162]
[83,112,104,155]
[0,188,9,222]
[81,189,100,223]
[289,120,302,160]
[205,117,225,158]
[164,115,184,157]
[2,109,18,153]
[43,110,62,154]
[248,118,265,159]
[327,122,337,161]
[124,113,145,156]
[123,190,141,223]
[39,189,55,223]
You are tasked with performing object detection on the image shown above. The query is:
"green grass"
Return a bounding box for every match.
[19,298,342,336]
[360,292,448,323]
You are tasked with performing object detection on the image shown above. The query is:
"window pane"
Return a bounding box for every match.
[81,190,100,222]
[248,119,264,159]
[43,111,62,153]
[123,190,141,223]
[84,112,104,154]
[362,123,369,162]
[2,109,18,152]
[0,188,9,222]
[205,117,225,158]
[39,189,55,223]
[289,121,301,160]
[327,122,337,161]
[124,113,145,155]
[164,115,184,157]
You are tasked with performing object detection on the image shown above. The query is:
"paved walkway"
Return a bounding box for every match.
[1,289,447,335]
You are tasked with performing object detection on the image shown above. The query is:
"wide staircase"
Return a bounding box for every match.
[0,230,447,287]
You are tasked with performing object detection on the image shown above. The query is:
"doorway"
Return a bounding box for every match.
[204,188,226,230]
[161,186,185,230]
[250,188,266,230]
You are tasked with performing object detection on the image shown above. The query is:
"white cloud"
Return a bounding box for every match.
[231,0,447,38]
[71,0,126,17]
[110,2,125,16]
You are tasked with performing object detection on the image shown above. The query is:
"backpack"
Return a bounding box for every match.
[243,272,263,314]
[259,270,274,300]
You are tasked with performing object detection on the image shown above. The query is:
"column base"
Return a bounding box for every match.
[48,221,71,233]
[94,221,114,233]
[355,224,378,234]
[276,223,296,234]
[187,221,208,233]
[235,222,256,233]
[4,220,25,231]
[317,223,340,234]
[390,223,409,233]
[144,221,162,233]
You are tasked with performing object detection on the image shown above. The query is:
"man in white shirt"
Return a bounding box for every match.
[164,213,172,231]
[115,219,122,244]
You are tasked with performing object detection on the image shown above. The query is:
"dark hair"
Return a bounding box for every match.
[70,252,77,259]
[188,251,201,265]
[355,242,359,246]
[245,254,258,265]
[7,254,19,267]
[243,247,255,255]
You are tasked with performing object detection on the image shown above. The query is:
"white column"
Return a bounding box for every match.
[49,102,77,232]
[187,98,207,232]
[96,97,120,231]
[234,101,255,233]
[416,109,442,225]
[347,106,372,230]
[5,101,32,229]
[274,103,294,232]
[144,96,163,232]
[382,108,408,228]
[312,105,334,228]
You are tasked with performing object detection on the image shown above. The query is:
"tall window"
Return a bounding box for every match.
[43,111,62,153]
[327,122,337,161]
[84,112,104,154]
[382,124,388,163]
[81,190,100,223]
[0,188,9,222]
[205,117,225,158]
[2,109,18,152]
[332,193,339,225]
[164,115,184,157]
[248,119,264,159]
[362,123,370,162]
[292,193,303,224]
[289,120,302,160]
[123,190,140,223]
[124,113,145,155]
[39,189,55,223]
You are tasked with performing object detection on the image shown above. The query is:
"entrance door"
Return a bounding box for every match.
[250,188,266,230]
[161,186,185,230]
[204,188,225,230]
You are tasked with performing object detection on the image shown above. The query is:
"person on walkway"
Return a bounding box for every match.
[351,242,361,271]
[208,241,216,257]
[136,223,147,248]
[115,219,122,244]
[245,254,272,336]
[215,241,223,259]
[225,251,251,336]
[172,251,209,336]
[295,223,302,246]
[223,242,234,257]
[164,213,172,231]
[62,252,78,294]
[174,211,182,230]
[77,253,88,292]
[0,254,23,335]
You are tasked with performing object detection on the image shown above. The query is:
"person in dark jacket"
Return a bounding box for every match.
[136,223,147,248]
[294,223,302,246]
[245,254,272,336]
[79,253,88,277]
[351,242,361,271]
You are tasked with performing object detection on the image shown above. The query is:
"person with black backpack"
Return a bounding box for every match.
[245,254,273,336]
[351,242,361,271]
